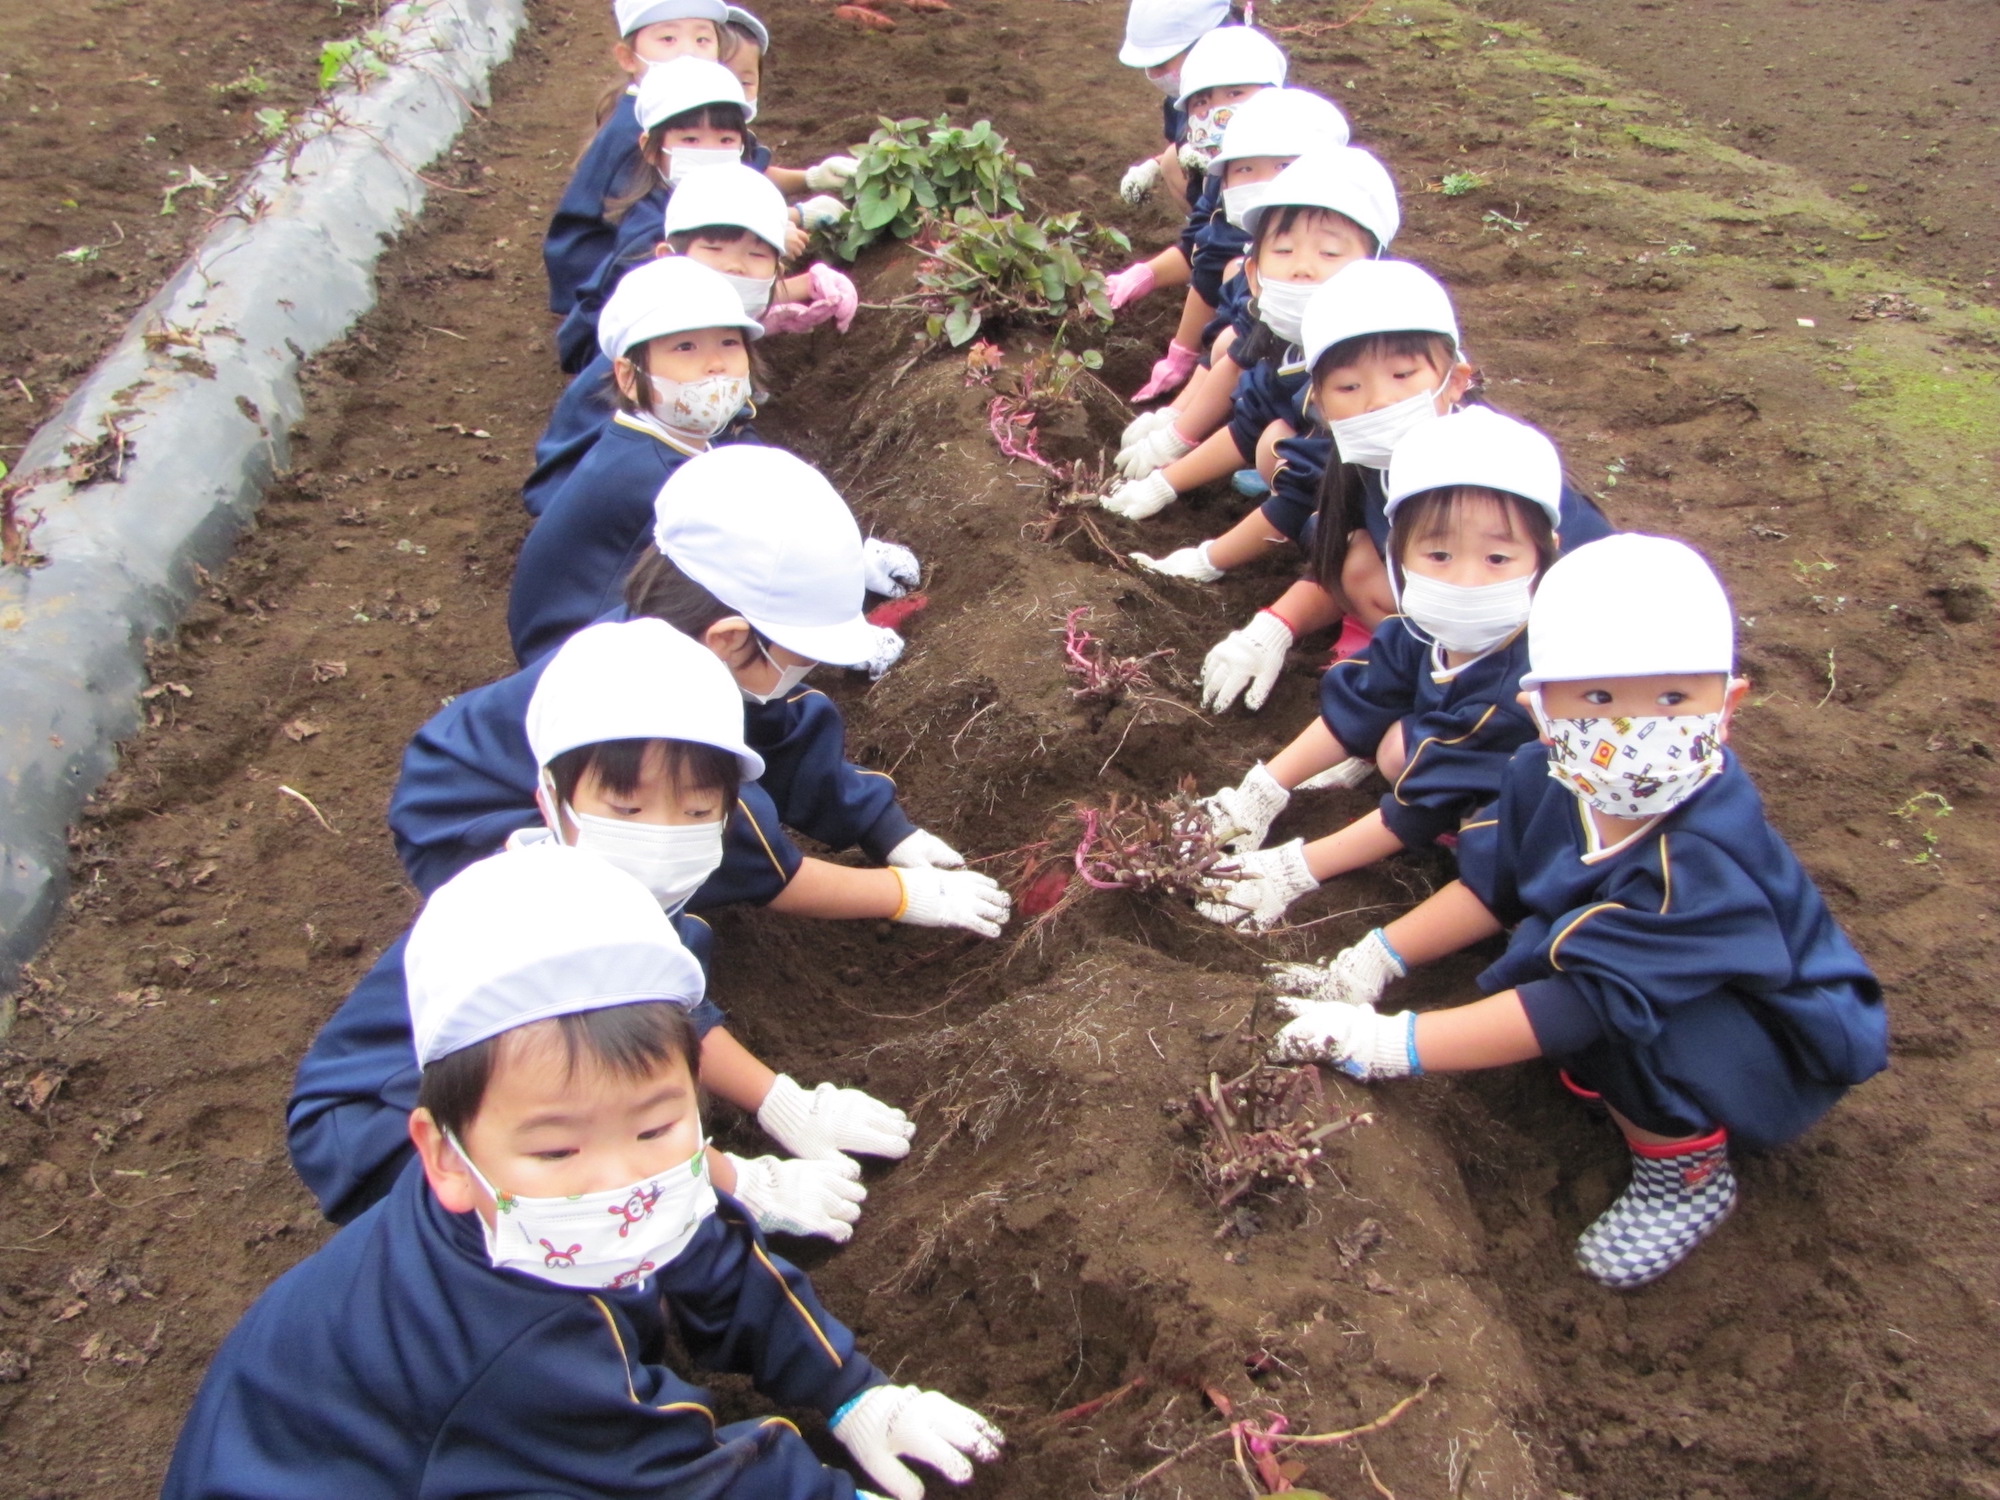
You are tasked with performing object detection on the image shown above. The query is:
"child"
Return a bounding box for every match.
[1103,146,1395,522]
[1193,408,1565,930]
[1116,0,1237,210]
[395,446,1007,932]
[291,621,911,1239]
[511,255,762,666]
[1104,25,1289,399]
[1266,535,1888,1288]
[1196,260,1616,712]
[1115,86,1350,485]
[170,845,1004,1496]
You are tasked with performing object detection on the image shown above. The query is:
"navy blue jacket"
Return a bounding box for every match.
[1319,618,1538,850]
[1198,268,1255,355]
[1177,174,1246,307]
[524,353,619,516]
[1227,349,1308,464]
[545,91,643,316]
[289,915,723,1226]
[1457,748,1888,1148]
[163,1165,883,1499]
[1261,461,1617,561]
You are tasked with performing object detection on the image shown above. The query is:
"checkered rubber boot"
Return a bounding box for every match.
[1575,1128,1737,1289]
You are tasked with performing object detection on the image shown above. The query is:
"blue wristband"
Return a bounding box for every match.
[1403,1012,1423,1077]
[1371,926,1408,975]
[830,1393,866,1429]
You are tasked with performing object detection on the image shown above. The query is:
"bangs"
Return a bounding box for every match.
[1311,330,1458,381]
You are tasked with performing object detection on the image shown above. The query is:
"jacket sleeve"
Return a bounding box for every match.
[750,692,917,861]
[1262,432,1327,548]
[1226,359,1299,464]
[523,357,618,517]
[1316,623,1421,759]
[1380,697,1539,851]
[1189,213,1247,308]
[689,782,806,911]
[558,198,665,374]
[389,666,549,895]
[543,96,642,315]
[1556,479,1617,551]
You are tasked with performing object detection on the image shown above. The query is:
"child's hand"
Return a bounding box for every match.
[1132,541,1224,584]
[862,536,922,596]
[1130,339,1201,401]
[1114,421,1194,478]
[1199,610,1294,713]
[1269,1000,1421,1081]
[724,1153,867,1242]
[1120,406,1177,448]
[1120,156,1162,205]
[796,193,848,231]
[886,829,965,869]
[805,154,861,192]
[864,625,907,680]
[1104,261,1159,310]
[1199,761,1290,852]
[763,264,861,334]
[1196,838,1318,930]
[758,1075,916,1160]
[832,1385,1005,1500]
[1100,470,1177,520]
[1267,926,1409,1009]
[1294,756,1376,791]
[894,866,1010,938]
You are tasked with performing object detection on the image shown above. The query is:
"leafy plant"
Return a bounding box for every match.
[254,107,292,140]
[835,114,1033,260]
[1893,791,1953,866]
[211,69,274,99]
[1439,169,1482,196]
[319,32,394,91]
[912,207,1128,346]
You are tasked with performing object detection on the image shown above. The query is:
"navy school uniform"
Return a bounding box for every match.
[1176,174,1248,308]
[1456,747,1888,1149]
[1262,427,1327,546]
[162,1164,883,1499]
[1260,460,1617,559]
[289,915,723,1226]
[1197,267,1255,355]
[1319,619,1537,850]
[1226,349,1309,465]
[523,353,618,517]
[545,89,642,316]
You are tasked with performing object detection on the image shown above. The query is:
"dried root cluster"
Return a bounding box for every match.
[1183,1063,1375,1213]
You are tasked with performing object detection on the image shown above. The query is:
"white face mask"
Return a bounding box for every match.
[1328,385,1443,470]
[564,806,725,913]
[450,1134,716,1291]
[1220,180,1268,230]
[1149,69,1182,97]
[645,370,750,437]
[1531,696,1726,821]
[663,145,741,185]
[719,270,775,319]
[740,639,813,705]
[1396,571,1534,657]
[1255,277,1320,346]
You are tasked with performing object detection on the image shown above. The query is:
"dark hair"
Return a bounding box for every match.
[1386,485,1558,576]
[419,1001,699,1138]
[609,104,754,220]
[545,736,741,814]
[725,18,767,63]
[621,552,770,675]
[1233,206,1379,367]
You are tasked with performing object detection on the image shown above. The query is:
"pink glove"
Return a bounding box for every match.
[759,264,859,335]
[808,262,858,331]
[1104,262,1159,311]
[1132,339,1201,401]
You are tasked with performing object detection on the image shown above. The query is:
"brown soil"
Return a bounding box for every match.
[3,1,1998,1497]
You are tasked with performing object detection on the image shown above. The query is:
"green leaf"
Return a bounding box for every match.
[1080,349,1104,369]
[944,303,981,346]
[856,193,899,231]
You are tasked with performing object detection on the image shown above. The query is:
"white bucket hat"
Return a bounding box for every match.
[1522,535,1734,687]
[598,255,763,364]
[651,447,876,667]
[1119,0,1231,69]
[1301,259,1459,373]
[723,4,769,49]
[1385,407,1564,528]
[525,618,765,780]
[1240,146,1399,251]
[661,162,790,257]
[616,0,728,37]
[1175,25,1287,107]
[635,55,749,131]
[1211,87,1350,166]
[406,842,707,1067]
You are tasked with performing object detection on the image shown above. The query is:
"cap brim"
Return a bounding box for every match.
[752,610,880,668]
[625,0,730,31]
[1120,37,1191,67]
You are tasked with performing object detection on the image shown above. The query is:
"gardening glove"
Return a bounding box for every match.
[1268,926,1408,1009]
[1201,761,1290,853]
[1196,838,1317,930]
[762,263,860,334]
[1114,420,1196,478]
[797,193,848,231]
[1131,339,1201,400]
[758,1073,915,1160]
[1269,1000,1421,1080]
[895,865,1010,938]
[1131,540,1223,584]
[805,154,861,192]
[864,625,907,680]
[1199,610,1293,713]
[723,1152,866,1242]
[1100,470,1178,521]
[831,1385,1005,1500]
[1120,406,1177,449]
[1295,756,1376,791]
[862,536,922,597]
[886,829,966,869]
[1104,262,1159,310]
[1120,156,1163,206]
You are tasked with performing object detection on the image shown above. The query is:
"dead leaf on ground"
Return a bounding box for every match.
[281,718,322,742]
[309,659,348,683]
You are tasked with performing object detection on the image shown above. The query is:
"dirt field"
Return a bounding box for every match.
[2,0,1997,1495]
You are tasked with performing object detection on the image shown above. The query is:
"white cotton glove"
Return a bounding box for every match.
[1120,407,1177,449]
[797,193,848,230]
[862,537,922,598]
[1114,421,1196,479]
[1100,470,1178,520]
[865,625,907,681]
[1197,837,1318,930]
[1295,756,1376,791]
[832,1385,1006,1500]
[805,154,861,192]
[1201,761,1290,853]
[1131,541,1224,584]
[1199,610,1293,713]
[886,829,966,869]
[1269,1000,1421,1080]
[1268,926,1409,1010]
[724,1152,867,1242]
[758,1073,915,1161]
[1120,156,1163,206]
[895,866,1010,938]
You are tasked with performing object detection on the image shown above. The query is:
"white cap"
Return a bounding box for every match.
[724,4,769,49]
[661,162,789,256]
[1240,146,1399,250]
[1386,407,1563,528]
[1175,26,1287,106]
[1301,259,1459,372]
[1119,0,1230,68]
[652,447,876,666]
[525,618,765,781]
[598,255,762,363]
[1212,87,1350,166]
[636,55,748,131]
[1523,535,1734,688]
[616,0,728,37]
[406,842,707,1067]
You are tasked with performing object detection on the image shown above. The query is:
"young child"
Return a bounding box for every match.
[511,255,762,666]
[1104,25,1289,400]
[1266,535,1888,1288]
[1196,260,1616,713]
[1116,0,1238,211]
[1103,146,1396,522]
[291,621,911,1240]
[1193,408,1566,930]
[395,445,1006,931]
[171,845,1004,1497]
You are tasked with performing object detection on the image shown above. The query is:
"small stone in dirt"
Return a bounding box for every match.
[281,718,323,742]
[22,1161,68,1194]
[0,1348,29,1383]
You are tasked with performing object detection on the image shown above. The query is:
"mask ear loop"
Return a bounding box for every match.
[535,768,573,845]
[1525,687,1553,739]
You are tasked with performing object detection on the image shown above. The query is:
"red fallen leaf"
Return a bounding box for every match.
[1017,864,1071,917]
[888,0,951,10]
[866,592,929,631]
[833,4,896,28]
